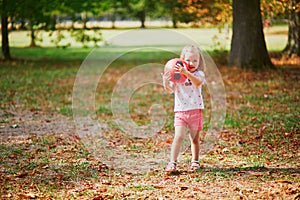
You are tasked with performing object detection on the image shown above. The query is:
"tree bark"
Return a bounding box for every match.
[1,0,12,61]
[111,1,117,29]
[139,10,146,28]
[229,0,273,70]
[172,18,177,28]
[111,12,116,29]
[283,0,300,57]
[29,21,37,47]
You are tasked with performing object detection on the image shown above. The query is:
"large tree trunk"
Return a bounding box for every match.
[1,0,12,61]
[283,0,300,57]
[229,0,273,70]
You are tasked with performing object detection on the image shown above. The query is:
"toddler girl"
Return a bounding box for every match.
[162,45,206,172]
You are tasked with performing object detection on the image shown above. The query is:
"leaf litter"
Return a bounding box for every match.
[0,61,299,199]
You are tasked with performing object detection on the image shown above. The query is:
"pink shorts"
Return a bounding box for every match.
[174,109,203,131]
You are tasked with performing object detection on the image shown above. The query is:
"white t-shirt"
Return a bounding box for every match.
[173,70,205,112]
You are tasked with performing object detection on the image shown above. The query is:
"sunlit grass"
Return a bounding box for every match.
[7,25,288,51]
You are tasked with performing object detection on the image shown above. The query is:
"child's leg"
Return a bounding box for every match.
[170,126,187,162]
[189,130,200,162]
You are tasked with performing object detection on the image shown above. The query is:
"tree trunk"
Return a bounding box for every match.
[139,10,146,28]
[49,15,57,31]
[29,21,37,47]
[1,0,12,60]
[82,12,87,29]
[20,19,26,30]
[229,0,273,70]
[283,0,300,57]
[172,16,178,28]
[111,13,116,29]
[111,1,117,29]
[172,19,177,28]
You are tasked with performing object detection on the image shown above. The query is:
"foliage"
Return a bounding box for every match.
[70,29,103,48]
[261,0,286,15]
[211,0,232,26]
[98,0,128,28]
[261,0,290,20]
[1,0,299,63]
[47,29,102,48]
[158,0,232,28]
[14,0,57,29]
[124,0,159,28]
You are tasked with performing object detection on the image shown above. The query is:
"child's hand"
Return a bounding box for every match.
[161,72,174,93]
[162,72,171,82]
[174,63,188,75]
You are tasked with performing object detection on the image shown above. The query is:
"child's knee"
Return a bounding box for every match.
[191,138,200,145]
[174,134,185,142]
[190,134,200,144]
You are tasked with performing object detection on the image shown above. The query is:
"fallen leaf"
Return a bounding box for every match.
[193,187,206,193]
[222,148,230,154]
[98,188,107,193]
[180,186,189,191]
[165,139,173,144]
[248,171,268,177]
[93,195,105,200]
[261,126,267,132]
[185,194,195,198]
[101,179,112,185]
[284,132,291,136]
[264,161,271,166]
[14,172,28,178]
[19,193,37,199]
[42,165,49,169]
[251,116,257,120]
[275,180,293,184]
[10,124,19,128]
[152,184,165,189]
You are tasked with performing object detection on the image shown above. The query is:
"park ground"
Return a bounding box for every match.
[0,26,299,199]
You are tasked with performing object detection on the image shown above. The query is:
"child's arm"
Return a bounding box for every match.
[183,70,203,86]
[174,65,203,86]
[162,72,174,94]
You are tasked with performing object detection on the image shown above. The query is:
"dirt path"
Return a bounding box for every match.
[0,109,75,137]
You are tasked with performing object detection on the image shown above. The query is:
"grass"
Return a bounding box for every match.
[7,25,288,51]
[0,47,299,199]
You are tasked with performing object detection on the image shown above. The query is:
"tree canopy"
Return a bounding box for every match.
[1,0,298,68]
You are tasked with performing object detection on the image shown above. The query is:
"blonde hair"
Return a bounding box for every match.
[180,45,206,72]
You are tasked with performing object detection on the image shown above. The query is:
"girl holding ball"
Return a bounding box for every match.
[162,45,206,172]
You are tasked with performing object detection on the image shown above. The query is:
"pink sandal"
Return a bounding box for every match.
[165,162,177,172]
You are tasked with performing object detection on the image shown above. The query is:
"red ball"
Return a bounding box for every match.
[164,58,190,83]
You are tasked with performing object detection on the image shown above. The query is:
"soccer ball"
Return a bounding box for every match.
[164,58,190,83]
